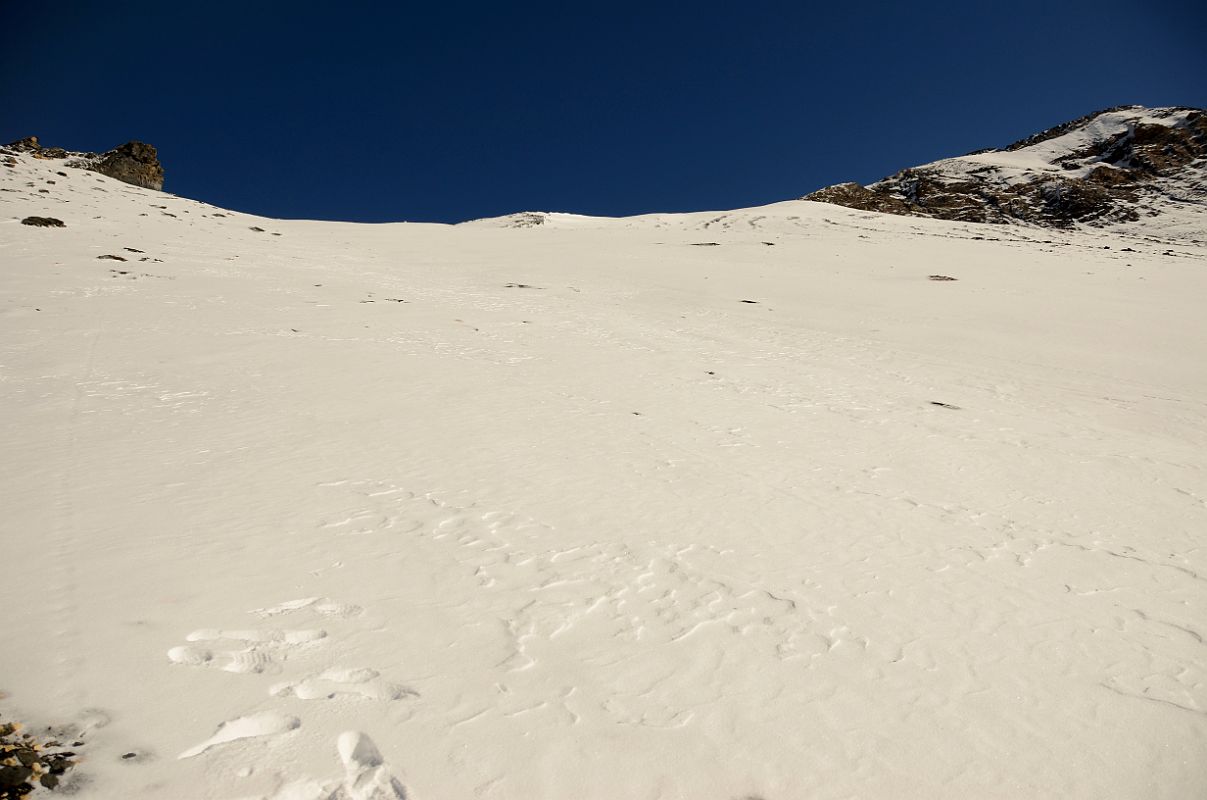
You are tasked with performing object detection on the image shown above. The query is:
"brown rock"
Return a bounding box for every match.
[94,141,164,191]
[4,136,41,152]
[21,216,66,228]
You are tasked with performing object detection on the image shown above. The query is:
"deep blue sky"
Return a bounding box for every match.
[4,1,1205,223]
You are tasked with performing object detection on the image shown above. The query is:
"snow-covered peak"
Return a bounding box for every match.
[805,105,1207,234]
[927,105,1200,185]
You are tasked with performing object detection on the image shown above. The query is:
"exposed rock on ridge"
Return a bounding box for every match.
[2,136,164,190]
[803,106,1206,228]
[93,141,164,191]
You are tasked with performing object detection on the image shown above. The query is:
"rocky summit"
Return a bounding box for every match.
[804,106,1206,228]
[1,136,164,191]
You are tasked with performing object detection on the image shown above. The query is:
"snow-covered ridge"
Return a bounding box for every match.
[805,105,1207,232]
[943,106,1197,183]
[2,136,164,191]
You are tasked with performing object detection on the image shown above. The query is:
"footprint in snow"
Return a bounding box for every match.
[250,596,363,619]
[167,628,327,674]
[271,667,418,702]
[339,732,409,800]
[178,712,300,759]
[249,732,410,800]
[168,597,363,673]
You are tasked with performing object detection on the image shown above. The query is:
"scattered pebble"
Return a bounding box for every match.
[0,716,78,795]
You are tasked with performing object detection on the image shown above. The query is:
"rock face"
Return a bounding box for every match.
[94,141,164,190]
[2,136,164,191]
[803,106,1207,228]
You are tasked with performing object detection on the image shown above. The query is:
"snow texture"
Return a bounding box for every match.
[1,146,1206,799]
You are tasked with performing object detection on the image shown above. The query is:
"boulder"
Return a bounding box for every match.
[94,141,164,190]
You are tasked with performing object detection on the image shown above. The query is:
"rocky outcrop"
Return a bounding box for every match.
[803,106,1206,228]
[93,141,164,190]
[1,136,164,191]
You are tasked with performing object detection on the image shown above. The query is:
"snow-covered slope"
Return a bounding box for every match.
[2,147,1207,799]
[806,105,1207,234]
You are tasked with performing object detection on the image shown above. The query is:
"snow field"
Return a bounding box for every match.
[1,153,1206,798]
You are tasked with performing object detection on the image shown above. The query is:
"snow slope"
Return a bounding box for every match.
[2,152,1206,799]
[916,106,1199,184]
[805,106,1207,231]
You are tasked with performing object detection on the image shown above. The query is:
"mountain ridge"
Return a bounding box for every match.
[1,136,164,191]
[803,105,1206,229]
[8,105,1204,235]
